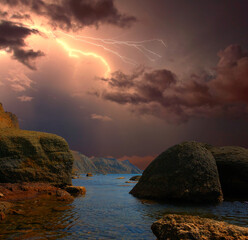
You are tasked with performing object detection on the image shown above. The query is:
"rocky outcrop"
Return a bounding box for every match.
[151,214,248,240]
[72,151,142,174]
[130,142,223,203]
[0,103,19,129]
[206,145,248,198]
[0,103,74,186]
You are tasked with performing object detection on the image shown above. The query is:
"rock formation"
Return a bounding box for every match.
[0,103,73,186]
[151,214,248,240]
[130,142,223,203]
[72,151,142,174]
[206,145,248,198]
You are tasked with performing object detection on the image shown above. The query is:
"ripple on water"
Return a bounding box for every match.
[0,174,247,239]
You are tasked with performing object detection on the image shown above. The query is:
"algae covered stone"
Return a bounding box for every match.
[0,103,73,185]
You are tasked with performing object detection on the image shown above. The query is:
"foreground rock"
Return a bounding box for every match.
[0,183,74,202]
[206,145,248,198]
[151,214,248,240]
[0,103,73,186]
[130,142,223,203]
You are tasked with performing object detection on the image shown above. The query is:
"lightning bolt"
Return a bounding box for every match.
[56,31,166,63]
[0,20,166,78]
[0,50,7,55]
[56,39,111,78]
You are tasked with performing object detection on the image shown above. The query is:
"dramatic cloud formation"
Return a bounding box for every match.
[0,0,135,69]
[1,0,136,30]
[0,20,44,69]
[91,113,112,122]
[97,45,248,123]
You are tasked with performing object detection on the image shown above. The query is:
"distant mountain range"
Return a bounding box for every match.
[71,151,142,174]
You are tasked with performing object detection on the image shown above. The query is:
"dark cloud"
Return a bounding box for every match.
[0,20,44,69]
[96,44,248,123]
[0,21,38,48]
[13,48,45,70]
[11,13,31,20]
[1,0,136,30]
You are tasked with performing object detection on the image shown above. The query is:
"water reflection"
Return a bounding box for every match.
[0,198,78,239]
[0,174,247,240]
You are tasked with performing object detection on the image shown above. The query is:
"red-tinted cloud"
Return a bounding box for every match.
[1,0,136,30]
[97,45,248,123]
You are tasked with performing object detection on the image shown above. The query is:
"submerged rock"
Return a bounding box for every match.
[130,142,223,203]
[65,186,86,196]
[0,103,73,186]
[151,214,248,240]
[129,175,141,181]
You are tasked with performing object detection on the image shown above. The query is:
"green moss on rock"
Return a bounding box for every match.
[0,103,73,185]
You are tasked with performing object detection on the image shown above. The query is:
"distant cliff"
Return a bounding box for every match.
[72,151,142,174]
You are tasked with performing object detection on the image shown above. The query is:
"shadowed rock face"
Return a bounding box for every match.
[205,145,248,198]
[151,214,248,240]
[0,103,73,185]
[130,142,223,203]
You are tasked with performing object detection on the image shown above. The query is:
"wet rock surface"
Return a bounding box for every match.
[0,183,74,202]
[65,186,86,197]
[129,175,141,181]
[151,214,248,240]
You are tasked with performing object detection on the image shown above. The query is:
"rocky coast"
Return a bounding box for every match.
[0,103,85,221]
[129,141,248,239]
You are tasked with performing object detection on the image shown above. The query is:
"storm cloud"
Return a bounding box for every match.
[0,20,44,69]
[97,45,248,123]
[1,0,136,30]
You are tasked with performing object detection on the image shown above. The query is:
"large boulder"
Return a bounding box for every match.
[0,103,73,186]
[130,142,223,203]
[151,214,248,240]
[206,145,248,198]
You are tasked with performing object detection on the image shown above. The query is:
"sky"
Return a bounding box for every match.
[0,0,248,169]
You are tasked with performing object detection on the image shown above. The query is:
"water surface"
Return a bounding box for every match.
[0,174,247,239]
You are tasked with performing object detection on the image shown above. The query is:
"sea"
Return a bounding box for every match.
[0,174,247,239]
